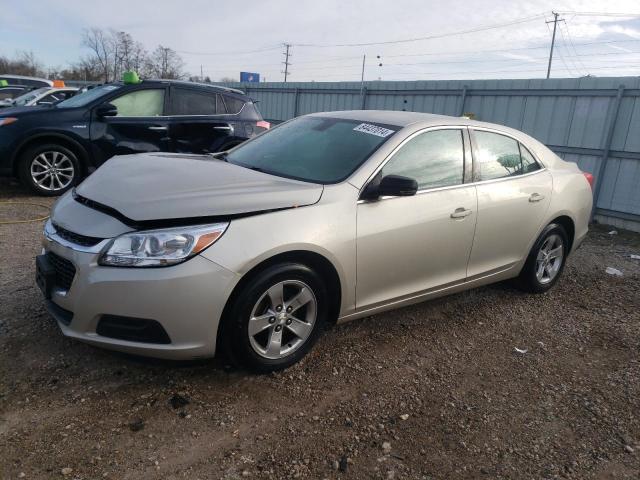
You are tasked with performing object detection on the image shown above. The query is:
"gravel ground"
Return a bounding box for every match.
[1,177,639,480]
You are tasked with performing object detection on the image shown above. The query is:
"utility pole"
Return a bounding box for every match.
[360,54,366,96]
[200,64,203,80]
[546,11,563,79]
[282,43,292,82]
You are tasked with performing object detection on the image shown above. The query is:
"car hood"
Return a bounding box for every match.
[0,104,51,115]
[75,153,324,225]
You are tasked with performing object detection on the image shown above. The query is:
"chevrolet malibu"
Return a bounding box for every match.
[38,111,594,372]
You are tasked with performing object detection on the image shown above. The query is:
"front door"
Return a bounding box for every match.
[90,87,169,165]
[356,127,477,309]
[466,128,552,277]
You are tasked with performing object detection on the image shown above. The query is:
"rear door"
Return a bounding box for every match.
[466,128,552,277]
[168,87,236,153]
[90,86,170,165]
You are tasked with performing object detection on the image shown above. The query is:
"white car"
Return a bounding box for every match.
[0,86,78,108]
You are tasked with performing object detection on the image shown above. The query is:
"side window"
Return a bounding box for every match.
[222,95,244,114]
[473,131,523,181]
[520,144,541,173]
[172,88,221,115]
[110,89,165,117]
[381,129,465,190]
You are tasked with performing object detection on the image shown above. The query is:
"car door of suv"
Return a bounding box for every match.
[90,86,169,165]
[167,87,238,154]
[356,127,477,310]
[466,128,552,278]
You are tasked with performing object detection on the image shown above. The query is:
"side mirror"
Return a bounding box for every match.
[363,174,418,200]
[96,103,118,117]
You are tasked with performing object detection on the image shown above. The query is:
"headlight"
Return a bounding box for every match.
[99,223,228,267]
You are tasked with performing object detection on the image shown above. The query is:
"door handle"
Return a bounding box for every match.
[450,207,472,219]
[529,193,545,203]
[148,126,168,131]
[213,125,232,131]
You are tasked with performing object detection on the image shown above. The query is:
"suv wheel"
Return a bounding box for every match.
[221,263,328,372]
[516,223,569,293]
[18,143,81,196]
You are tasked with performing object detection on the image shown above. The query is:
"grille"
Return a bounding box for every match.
[47,252,76,291]
[53,223,103,247]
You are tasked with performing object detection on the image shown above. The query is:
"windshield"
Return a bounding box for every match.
[57,84,121,108]
[225,116,399,184]
[11,87,49,106]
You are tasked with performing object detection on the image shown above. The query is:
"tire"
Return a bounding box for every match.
[515,223,569,294]
[17,143,82,196]
[220,263,328,373]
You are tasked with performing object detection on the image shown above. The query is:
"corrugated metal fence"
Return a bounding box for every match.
[218,77,640,231]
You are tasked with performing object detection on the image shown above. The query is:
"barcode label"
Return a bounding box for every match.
[353,123,395,138]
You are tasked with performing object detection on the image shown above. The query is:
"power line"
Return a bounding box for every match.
[559,22,590,76]
[176,45,282,56]
[556,11,640,17]
[375,38,640,60]
[292,12,547,48]
[307,63,640,79]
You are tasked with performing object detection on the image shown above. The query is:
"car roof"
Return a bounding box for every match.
[138,79,246,96]
[308,110,465,127]
[309,109,533,133]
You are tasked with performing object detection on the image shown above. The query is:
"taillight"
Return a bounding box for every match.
[256,120,271,130]
[583,172,594,190]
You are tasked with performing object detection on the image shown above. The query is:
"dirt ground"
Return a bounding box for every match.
[1,177,639,480]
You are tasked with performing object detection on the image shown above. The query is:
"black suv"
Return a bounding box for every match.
[0,80,269,195]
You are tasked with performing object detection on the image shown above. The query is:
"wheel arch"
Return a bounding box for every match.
[12,133,91,176]
[548,214,575,253]
[219,249,343,336]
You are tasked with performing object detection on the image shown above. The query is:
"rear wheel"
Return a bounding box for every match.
[18,143,81,196]
[516,223,568,293]
[220,263,328,373]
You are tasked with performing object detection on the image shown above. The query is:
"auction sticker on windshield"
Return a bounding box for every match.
[353,123,395,138]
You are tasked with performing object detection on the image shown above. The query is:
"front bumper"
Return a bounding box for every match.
[41,222,240,360]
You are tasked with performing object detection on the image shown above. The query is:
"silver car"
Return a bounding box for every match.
[38,111,593,372]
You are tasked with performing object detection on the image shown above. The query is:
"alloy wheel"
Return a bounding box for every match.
[248,280,317,360]
[535,234,564,284]
[30,151,75,192]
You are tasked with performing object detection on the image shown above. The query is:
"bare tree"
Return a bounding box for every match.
[0,51,46,77]
[219,76,236,82]
[82,28,112,82]
[145,45,185,79]
[1,29,189,83]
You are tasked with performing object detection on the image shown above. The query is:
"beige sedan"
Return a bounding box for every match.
[38,111,593,372]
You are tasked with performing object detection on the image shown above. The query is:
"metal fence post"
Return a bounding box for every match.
[293,88,300,117]
[592,84,625,220]
[458,86,468,116]
[361,86,368,110]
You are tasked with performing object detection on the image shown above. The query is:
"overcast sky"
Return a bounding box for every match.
[1,0,639,82]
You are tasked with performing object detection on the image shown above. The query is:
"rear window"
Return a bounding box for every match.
[226,116,399,184]
[222,96,245,114]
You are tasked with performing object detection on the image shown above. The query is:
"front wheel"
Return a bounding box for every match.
[516,223,569,293]
[220,263,328,373]
[18,143,81,196]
